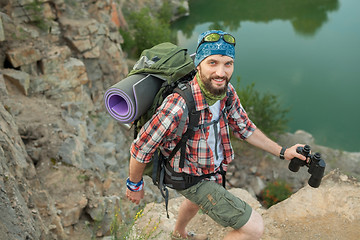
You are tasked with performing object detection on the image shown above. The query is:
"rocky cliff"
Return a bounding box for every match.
[0,1,359,240]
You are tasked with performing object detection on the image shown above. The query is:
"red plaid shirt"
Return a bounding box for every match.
[131,76,256,183]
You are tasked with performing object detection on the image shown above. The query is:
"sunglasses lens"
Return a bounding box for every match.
[223,34,236,44]
[197,32,236,52]
[204,33,221,42]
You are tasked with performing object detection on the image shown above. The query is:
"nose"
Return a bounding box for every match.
[215,65,226,77]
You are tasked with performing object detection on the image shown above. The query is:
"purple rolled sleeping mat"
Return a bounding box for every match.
[104,74,163,124]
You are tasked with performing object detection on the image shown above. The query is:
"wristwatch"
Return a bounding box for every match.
[279,147,287,160]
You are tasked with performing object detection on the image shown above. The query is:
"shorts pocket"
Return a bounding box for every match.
[179,181,250,228]
[198,183,247,228]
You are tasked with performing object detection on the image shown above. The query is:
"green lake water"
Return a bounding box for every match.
[172,0,360,152]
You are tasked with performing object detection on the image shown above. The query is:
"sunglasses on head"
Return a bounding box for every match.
[197,33,236,51]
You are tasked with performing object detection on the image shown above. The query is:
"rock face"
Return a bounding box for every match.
[0,1,359,240]
[133,170,360,240]
[0,0,131,239]
[0,99,46,240]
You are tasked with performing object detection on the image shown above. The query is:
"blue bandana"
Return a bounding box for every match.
[194,30,235,67]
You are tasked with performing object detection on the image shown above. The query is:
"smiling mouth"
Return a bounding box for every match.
[213,78,224,82]
[212,78,227,84]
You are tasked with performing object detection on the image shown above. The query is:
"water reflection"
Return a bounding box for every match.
[173,0,339,37]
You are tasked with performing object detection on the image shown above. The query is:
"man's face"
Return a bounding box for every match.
[197,55,234,96]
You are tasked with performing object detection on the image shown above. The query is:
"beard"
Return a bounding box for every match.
[198,70,230,96]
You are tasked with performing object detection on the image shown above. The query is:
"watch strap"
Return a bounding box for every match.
[279,147,287,160]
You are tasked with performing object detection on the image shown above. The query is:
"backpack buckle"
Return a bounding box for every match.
[177,82,187,91]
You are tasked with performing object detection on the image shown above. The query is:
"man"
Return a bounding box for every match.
[126,30,307,240]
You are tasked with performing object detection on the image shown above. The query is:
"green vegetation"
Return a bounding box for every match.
[120,3,175,57]
[77,174,90,183]
[157,0,173,23]
[109,205,163,240]
[25,0,49,31]
[236,78,290,138]
[260,180,293,208]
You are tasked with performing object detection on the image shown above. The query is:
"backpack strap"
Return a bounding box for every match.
[168,82,200,168]
[223,89,233,124]
[154,82,199,219]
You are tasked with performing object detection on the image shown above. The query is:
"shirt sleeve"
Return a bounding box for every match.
[130,93,186,163]
[227,84,256,139]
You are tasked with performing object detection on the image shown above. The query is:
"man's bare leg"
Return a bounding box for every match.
[173,198,200,238]
[173,197,264,240]
[223,209,264,240]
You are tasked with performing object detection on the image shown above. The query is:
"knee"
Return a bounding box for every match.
[250,211,264,238]
[253,213,264,238]
[236,210,264,239]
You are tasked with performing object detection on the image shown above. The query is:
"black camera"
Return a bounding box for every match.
[288,145,326,188]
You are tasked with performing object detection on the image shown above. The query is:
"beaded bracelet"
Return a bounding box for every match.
[126,177,144,192]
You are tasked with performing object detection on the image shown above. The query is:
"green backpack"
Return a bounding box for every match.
[128,42,196,135]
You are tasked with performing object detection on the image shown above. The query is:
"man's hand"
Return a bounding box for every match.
[126,156,147,205]
[284,144,308,161]
[126,188,144,205]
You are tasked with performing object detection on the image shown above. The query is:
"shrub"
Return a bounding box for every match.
[25,0,49,31]
[260,180,292,208]
[120,6,173,57]
[157,0,172,23]
[236,78,290,138]
[109,205,162,240]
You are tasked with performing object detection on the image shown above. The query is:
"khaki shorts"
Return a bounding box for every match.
[178,180,252,229]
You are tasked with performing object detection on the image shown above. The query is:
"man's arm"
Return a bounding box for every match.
[129,156,146,182]
[245,128,306,161]
[126,156,147,204]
